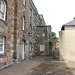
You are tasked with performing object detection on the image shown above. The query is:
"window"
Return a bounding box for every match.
[22,17,25,30]
[30,9,32,20]
[42,33,45,37]
[37,33,40,37]
[23,0,25,6]
[0,1,6,21]
[29,43,32,52]
[0,36,5,54]
[30,24,32,30]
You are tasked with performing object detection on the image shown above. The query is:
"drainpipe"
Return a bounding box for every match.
[13,0,17,60]
[47,26,49,56]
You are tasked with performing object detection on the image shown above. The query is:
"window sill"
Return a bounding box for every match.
[23,3,26,9]
[0,53,6,56]
[0,19,7,25]
[23,30,26,33]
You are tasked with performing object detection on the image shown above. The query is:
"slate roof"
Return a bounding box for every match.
[61,19,75,30]
[63,19,75,25]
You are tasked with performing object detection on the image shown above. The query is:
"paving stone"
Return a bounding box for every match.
[0,56,75,75]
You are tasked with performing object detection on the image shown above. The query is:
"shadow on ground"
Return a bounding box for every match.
[31,56,74,75]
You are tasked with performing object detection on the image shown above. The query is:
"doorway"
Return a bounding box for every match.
[21,41,25,60]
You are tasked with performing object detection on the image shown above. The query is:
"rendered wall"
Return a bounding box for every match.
[59,30,75,61]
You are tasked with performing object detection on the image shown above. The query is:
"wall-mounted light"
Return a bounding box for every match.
[28,31,32,36]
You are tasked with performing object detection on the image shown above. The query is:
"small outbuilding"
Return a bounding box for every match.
[59,18,75,61]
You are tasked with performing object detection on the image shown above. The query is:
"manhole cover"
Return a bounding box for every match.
[31,67,42,70]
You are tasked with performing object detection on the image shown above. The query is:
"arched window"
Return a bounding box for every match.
[22,16,25,30]
[23,0,26,6]
[0,1,6,21]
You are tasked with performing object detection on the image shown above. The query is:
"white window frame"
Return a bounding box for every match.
[23,17,25,30]
[0,1,6,21]
[42,33,45,37]
[23,0,25,6]
[0,36,5,54]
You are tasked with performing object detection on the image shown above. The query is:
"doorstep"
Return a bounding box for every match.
[0,63,13,71]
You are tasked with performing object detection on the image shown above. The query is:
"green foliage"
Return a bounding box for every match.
[52,32,56,37]
[49,40,52,56]
[52,48,59,60]
[48,32,58,56]
[51,32,58,42]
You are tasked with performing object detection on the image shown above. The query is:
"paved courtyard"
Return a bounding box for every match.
[0,56,75,75]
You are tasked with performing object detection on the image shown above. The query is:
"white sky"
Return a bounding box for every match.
[33,0,75,37]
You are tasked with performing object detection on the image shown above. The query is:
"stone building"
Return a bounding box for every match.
[28,0,47,56]
[36,25,51,55]
[39,14,46,26]
[28,0,40,57]
[0,0,16,66]
[0,0,30,66]
[59,18,75,61]
[0,0,47,67]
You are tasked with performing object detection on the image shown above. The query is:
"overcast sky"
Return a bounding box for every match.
[33,0,75,37]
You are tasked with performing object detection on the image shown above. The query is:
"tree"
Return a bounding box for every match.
[48,32,58,56]
[51,32,58,42]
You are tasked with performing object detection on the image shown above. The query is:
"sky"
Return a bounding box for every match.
[33,0,75,37]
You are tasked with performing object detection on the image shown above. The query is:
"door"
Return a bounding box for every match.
[21,41,24,60]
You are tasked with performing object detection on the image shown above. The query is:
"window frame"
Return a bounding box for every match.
[0,1,6,21]
[42,33,45,37]
[0,36,5,54]
[23,0,25,6]
[22,16,25,31]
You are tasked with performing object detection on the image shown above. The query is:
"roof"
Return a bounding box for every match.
[61,19,75,30]
[63,19,75,25]
[37,25,51,27]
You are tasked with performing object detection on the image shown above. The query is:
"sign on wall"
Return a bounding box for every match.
[40,45,45,51]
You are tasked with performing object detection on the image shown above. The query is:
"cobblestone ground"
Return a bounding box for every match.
[0,56,75,75]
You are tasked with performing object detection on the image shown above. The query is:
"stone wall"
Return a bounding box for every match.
[0,0,15,65]
[0,0,47,66]
[36,25,51,55]
[0,0,30,66]
[52,42,59,60]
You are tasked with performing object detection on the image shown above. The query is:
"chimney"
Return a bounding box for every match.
[73,17,75,20]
